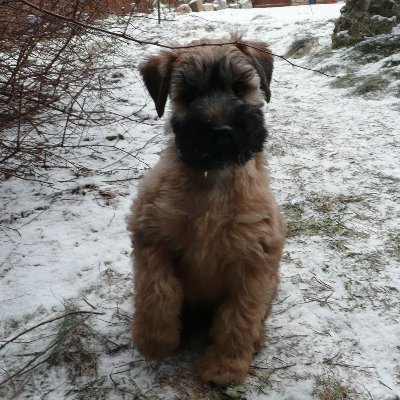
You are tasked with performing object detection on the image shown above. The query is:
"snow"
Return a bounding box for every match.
[1,2,400,399]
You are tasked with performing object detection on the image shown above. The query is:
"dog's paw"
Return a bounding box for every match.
[133,330,180,361]
[132,317,180,360]
[195,347,250,386]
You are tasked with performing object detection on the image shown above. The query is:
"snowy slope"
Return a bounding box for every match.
[1,3,399,399]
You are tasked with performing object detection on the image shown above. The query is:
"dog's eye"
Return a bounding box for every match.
[232,82,246,97]
[184,92,195,103]
[181,89,197,103]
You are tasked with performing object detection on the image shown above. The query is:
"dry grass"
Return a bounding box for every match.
[315,377,352,400]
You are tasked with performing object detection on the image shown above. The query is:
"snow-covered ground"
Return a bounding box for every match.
[1,3,399,399]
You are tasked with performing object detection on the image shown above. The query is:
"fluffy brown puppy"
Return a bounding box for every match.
[127,35,285,386]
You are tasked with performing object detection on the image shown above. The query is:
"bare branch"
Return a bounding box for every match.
[18,0,341,79]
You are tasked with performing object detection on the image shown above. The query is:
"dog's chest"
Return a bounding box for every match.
[175,209,234,304]
[155,175,271,259]
[169,198,234,256]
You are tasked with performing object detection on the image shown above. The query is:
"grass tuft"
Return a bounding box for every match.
[48,304,99,381]
[283,194,365,239]
[314,376,352,400]
[285,37,318,59]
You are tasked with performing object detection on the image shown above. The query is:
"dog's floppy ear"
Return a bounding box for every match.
[236,41,274,103]
[139,51,178,118]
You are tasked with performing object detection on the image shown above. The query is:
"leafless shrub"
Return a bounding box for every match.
[0,0,152,184]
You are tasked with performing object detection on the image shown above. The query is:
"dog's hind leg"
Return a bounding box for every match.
[132,242,183,360]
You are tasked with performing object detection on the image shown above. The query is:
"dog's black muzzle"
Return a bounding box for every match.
[172,98,267,171]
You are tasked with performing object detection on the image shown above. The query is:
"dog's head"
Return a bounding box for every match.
[140,36,273,171]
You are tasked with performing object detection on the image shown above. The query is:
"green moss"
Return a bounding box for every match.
[352,75,389,96]
[354,34,400,58]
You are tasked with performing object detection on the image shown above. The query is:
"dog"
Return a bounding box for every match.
[127,35,285,386]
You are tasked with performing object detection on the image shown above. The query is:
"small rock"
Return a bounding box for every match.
[177,3,192,12]
[99,190,117,199]
[111,72,124,79]
[189,0,204,11]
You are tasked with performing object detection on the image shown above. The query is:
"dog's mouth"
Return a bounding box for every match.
[176,146,251,171]
[171,104,267,171]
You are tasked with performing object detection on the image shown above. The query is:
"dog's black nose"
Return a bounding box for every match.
[212,125,233,137]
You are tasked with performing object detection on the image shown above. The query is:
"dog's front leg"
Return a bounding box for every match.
[132,241,183,360]
[196,256,278,386]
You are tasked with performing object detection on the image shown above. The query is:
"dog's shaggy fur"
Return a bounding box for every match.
[127,36,285,386]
